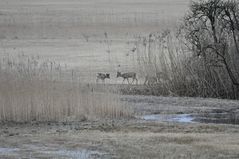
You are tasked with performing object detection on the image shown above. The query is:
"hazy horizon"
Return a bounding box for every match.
[0,0,190,83]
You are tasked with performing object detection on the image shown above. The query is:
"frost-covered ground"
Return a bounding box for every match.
[0,0,189,83]
[1,1,239,159]
[0,95,239,159]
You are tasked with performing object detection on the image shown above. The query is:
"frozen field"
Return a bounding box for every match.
[0,0,189,83]
[2,1,239,159]
[0,95,239,158]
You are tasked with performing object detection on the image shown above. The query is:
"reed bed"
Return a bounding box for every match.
[0,55,131,122]
[133,30,239,99]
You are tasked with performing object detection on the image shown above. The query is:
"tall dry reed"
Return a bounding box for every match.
[0,55,131,122]
[134,30,238,99]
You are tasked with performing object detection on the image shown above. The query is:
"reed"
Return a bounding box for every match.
[134,30,238,99]
[0,55,131,122]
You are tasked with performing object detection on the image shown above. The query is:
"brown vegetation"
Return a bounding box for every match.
[130,0,239,99]
[0,55,131,122]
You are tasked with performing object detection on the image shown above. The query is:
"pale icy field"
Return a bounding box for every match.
[0,0,189,83]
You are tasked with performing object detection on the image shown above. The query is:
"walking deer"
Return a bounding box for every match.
[117,71,138,84]
[96,73,110,83]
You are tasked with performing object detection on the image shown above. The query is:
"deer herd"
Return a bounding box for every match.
[96,71,169,85]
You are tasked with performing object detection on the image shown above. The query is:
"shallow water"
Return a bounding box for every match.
[43,149,102,159]
[142,114,195,123]
[0,147,19,155]
[0,146,103,159]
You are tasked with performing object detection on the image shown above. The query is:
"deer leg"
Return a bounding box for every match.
[122,78,125,84]
[135,78,138,85]
[127,78,130,84]
[144,78,147,85]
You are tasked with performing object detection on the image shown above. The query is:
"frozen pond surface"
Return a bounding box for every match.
[0,146,104,159]
[142,114,195,123]
[0,148,19,155]
[43,149,103,159]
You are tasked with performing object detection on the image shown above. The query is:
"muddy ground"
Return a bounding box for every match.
[1,95,239,159]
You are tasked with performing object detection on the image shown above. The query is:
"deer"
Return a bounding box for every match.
[96,73,110,83]
[116,71,138,84]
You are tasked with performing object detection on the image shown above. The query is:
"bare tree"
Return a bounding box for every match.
[183,0,239,90]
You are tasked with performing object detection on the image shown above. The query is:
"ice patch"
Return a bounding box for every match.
[0,147,19,155]
[43,149,102,159]
[142,114,195,123]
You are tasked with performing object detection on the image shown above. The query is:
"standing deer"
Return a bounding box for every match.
[96,73,110,83]
[116,71,138,84]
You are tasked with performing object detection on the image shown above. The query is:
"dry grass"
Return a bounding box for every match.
[0,88,238,158]
[0,55,131,122]
[1,126,239,159]
[133,30,239,99]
